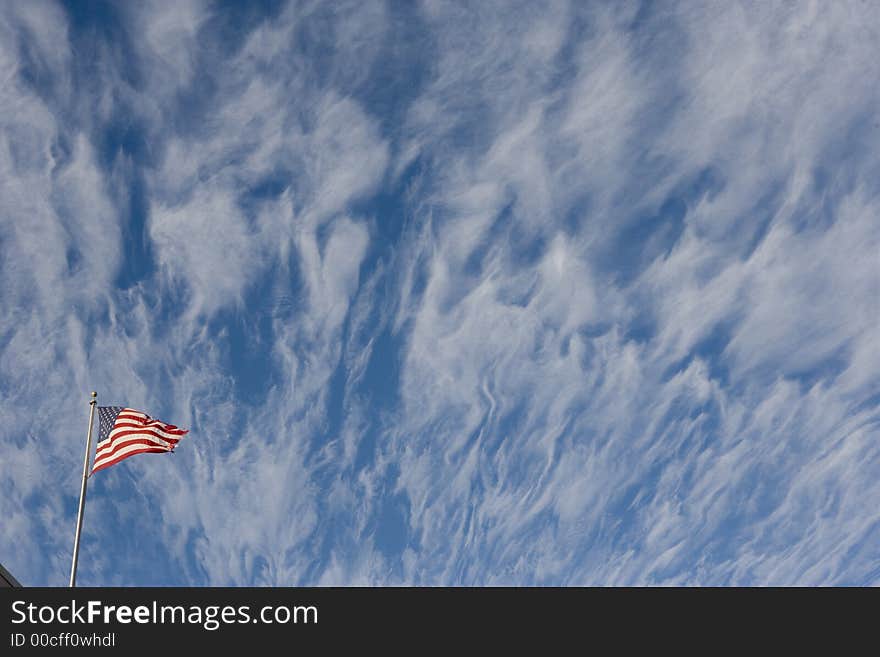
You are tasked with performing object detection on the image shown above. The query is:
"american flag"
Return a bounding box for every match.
[90,407,188,476]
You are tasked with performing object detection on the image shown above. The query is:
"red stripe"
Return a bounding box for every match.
[95,436,175,461]
[91,446,170,475]
[111,421,187,435]
[113,409,188,433]
[114,415,183,430]
[107,425,186,444]
[92,441,174,469]
[116,411,148,421]
[116,410,174,424]
[96,435,177,460]
[118,418,181,430]
[107,427,183,443]
[101,427,184,442]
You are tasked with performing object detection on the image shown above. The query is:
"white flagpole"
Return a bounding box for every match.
[69,391,97,587]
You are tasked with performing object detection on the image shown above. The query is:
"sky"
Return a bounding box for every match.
[0,0,878,586]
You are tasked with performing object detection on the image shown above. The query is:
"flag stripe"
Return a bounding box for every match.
[91,446,172,475]
[90,406,188,475]
[95,433,179,460]
[116,417,183,431]
[102,422,186,440]
[98,433,180,455]
[108,423,186,441]
[102,428,182,448]
[93,438,173,466]
[93,438,173,464]
[115,412,150,423]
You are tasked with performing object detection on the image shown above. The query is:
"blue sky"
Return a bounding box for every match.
[1,0,878,586]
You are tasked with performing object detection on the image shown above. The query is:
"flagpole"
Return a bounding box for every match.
[69,391,97,587]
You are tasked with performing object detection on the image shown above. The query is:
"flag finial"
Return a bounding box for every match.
[90,391,97,404]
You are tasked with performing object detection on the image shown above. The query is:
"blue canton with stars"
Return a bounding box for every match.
[97,407,124,444]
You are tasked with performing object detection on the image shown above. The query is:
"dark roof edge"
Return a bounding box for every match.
[0,562,22,587]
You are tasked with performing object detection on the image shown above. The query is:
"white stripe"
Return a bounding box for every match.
[109,423,182,442]
[100,431,179,455]
[116,410,149,422]
[92,441,171,470]
[95,432,177,459]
